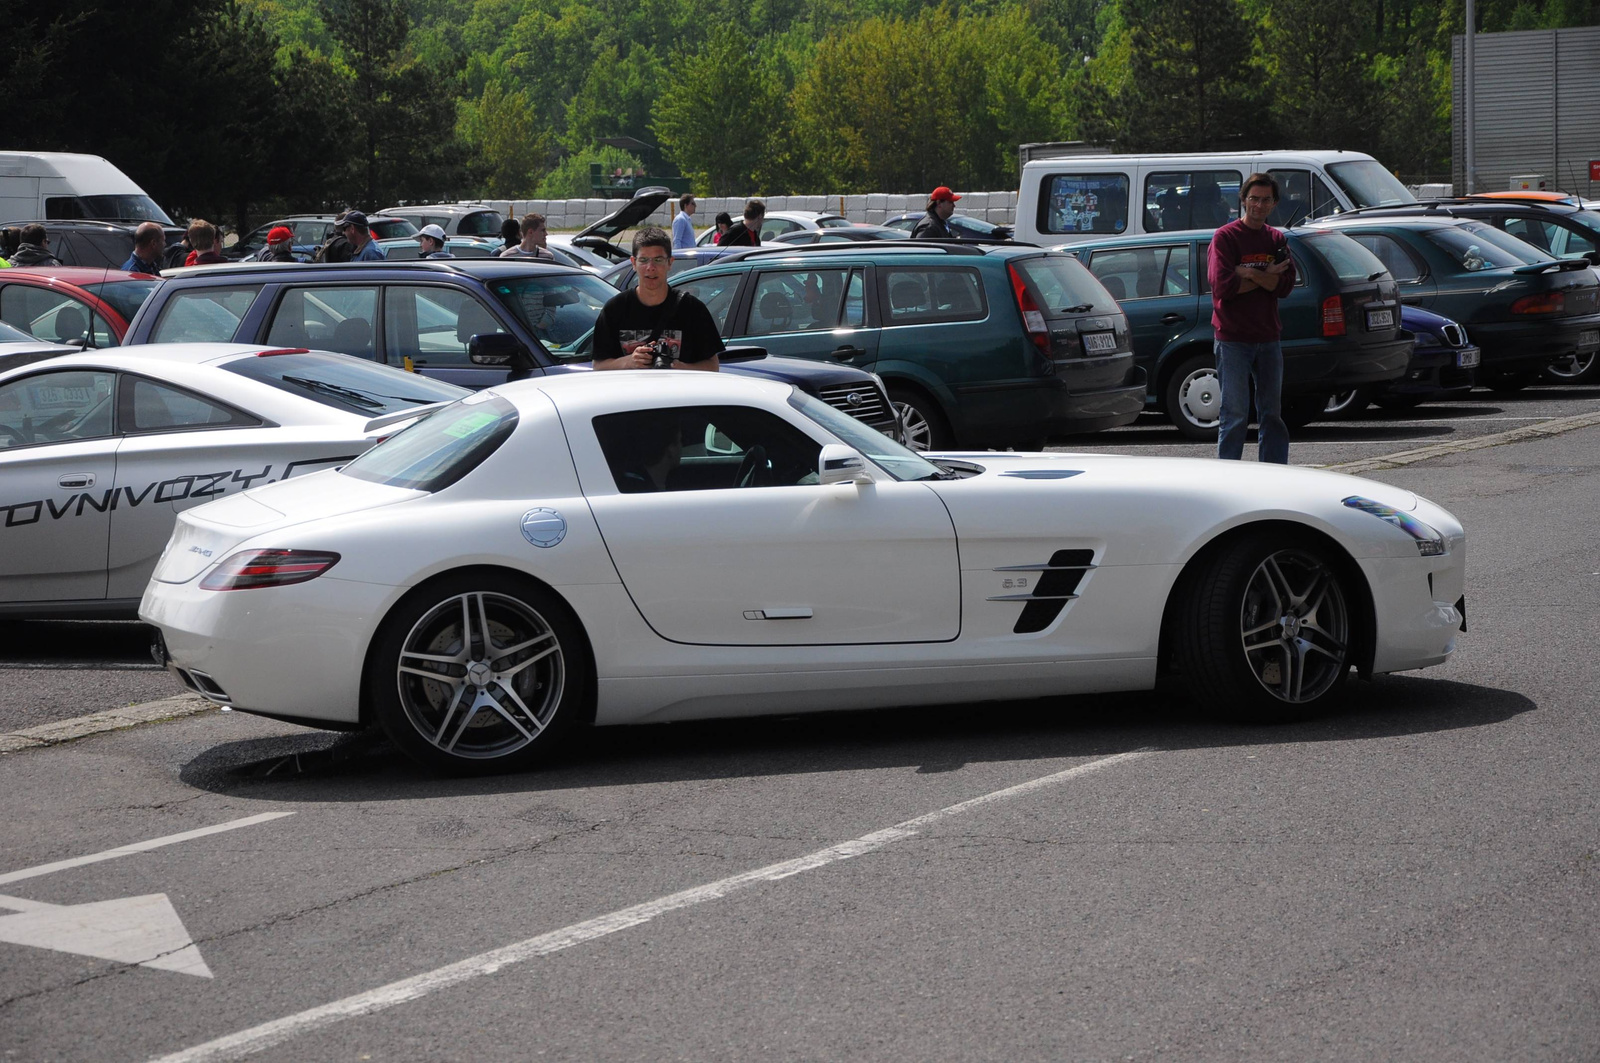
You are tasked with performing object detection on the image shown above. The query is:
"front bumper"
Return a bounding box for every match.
[1374,343,1480,398]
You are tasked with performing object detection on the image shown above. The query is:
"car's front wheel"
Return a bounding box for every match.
[1163,354,1222,440]
[1542,350,1600,385]
[369,574,590,774]
[1175,532,1354,723]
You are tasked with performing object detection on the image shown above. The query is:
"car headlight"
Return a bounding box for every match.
[1343,496,1446,556]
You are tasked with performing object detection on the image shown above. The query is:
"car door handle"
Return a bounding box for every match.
[1160,313,1186,324]
[58,473,96,489]
[830,346,866,361]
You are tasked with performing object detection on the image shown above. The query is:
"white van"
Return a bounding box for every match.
[0,151,173,225]
[1014,150,1416,246]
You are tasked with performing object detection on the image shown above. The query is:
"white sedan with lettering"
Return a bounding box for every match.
[142,372,1468,774]
[0,343,464,617]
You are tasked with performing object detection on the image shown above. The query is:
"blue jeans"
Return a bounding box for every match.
[1215,339,1288,464]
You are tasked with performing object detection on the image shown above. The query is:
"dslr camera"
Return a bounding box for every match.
[641,342,674,369]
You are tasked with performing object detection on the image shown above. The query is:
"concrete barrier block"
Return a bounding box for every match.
[866,193,887,210]
[844,194,868,215]
[988,207,1014,225]
[865,209,887,224]
[963,192,989,212]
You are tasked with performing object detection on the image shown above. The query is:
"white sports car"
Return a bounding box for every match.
[0,343,465,617]
[142,372,1467,773]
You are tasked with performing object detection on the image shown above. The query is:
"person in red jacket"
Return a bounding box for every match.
[1207,172,1296,463]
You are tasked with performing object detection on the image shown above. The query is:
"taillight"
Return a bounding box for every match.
[1008,263,1050,352]
[1321,295,1346,337]
[1510,291,1564,314]
[256,348,311,357]
[200,549,341,591]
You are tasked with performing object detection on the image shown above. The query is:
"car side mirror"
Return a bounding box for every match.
[819,443,875,486]
[468,332,534,370]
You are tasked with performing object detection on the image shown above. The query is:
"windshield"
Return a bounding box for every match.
[69,195,174,225]
[369,217,419,239]
[222,350,468,415]
[1299,233,1390,282]
[787,388,944,481]
[488,273,617,357]
[1422,225,1535,271]
[341,393,518,492]
[82,279,161,323]
[1326,161,1415,209]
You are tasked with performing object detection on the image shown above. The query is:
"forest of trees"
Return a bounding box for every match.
[2,0,1596,230]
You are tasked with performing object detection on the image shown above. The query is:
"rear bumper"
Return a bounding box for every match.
[1284,336,1412,394]
[952,356,1146,442]
[1470,313,1600,370]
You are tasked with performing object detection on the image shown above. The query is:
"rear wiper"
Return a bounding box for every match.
[280,375,386,411]
[1059,303,1095,313]
[1367,271,1387,281]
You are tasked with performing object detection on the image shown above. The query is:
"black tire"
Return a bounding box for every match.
[1484,369,1538,393]
[368,572,591,774]
[1370,393,1427,411]
[1541,350,1600,385]
[1281,394,1328,430]
[1174,531,1354,724]
[1162,353,1222,441]
[888,386,953,451]
[1322,388,1369,419]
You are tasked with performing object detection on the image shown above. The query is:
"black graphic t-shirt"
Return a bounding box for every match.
[591,289,725,365]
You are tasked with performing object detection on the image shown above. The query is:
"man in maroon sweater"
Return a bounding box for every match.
[1207,173,1296,462]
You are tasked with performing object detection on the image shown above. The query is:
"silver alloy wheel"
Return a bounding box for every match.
[395,592,565,760]
[1238,549,1349,703]
[1176,366,1223,429]
[893,400,934,451]
[1324,389,1361,415]
[1544,350,1596,380]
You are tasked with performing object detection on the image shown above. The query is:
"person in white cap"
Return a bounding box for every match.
[417,224,453,259]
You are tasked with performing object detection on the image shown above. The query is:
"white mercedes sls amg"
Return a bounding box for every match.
[142,372,1467,773]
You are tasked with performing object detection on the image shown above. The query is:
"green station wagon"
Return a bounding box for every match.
[662,242,1147,449]
[1066,228,1412,439]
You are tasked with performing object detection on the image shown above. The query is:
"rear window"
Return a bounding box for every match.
[340,393,518,492]
[221,350,468,415]
[83,279,160,323]
[1012,254,1115,314]
[1040,174,1130,235]
[460,211,505,236]
[1298,233,1390,283]
[1458,221,1553,264]
[1422,226,1534,271]
[369,218,419,239]
[816,216,853,228]
[149,285,262,343]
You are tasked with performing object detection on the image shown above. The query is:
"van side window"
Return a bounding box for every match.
[1144,170,1241,232]
[1041,175,1129,235]
[1265,170,1344,227]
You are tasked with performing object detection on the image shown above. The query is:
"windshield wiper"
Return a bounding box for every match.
[1059,303,1095,313]
[279,375,386,411]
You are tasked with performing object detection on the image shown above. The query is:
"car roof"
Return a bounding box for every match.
[504,364,790,415]
[1466,191,1578,203]
[1305,215,1471,231]
[0,343,294,373]
[158,258,591,282]
[381,204,500,216]
[0,267,155,285]
[703,240,1044,267]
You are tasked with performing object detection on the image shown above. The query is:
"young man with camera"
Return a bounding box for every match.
[592,227,723,372]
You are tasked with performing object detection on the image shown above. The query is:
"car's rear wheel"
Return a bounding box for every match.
[888,386,952,451]
[1175,532,1353,723]
[369,574,589,774]
[1484,369,1538,393]
[1163,354,1222,440]
[1322,388,1369,418]
[1541,350,1600,385]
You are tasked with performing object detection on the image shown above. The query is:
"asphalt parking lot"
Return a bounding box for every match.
[1,380,1597,1061]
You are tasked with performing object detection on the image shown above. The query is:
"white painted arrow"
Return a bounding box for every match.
[0,891,213,977]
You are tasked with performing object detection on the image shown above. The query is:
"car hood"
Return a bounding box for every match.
[575,188,672,241]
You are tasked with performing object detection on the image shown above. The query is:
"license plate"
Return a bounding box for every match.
[1456,348,1480,368]
[1082,332,1117,354]
[1365,308,1394,330]
[1579,329,1599,350]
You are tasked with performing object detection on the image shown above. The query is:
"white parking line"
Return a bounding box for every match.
[151,750,1151,1063]
[0,813,296,887]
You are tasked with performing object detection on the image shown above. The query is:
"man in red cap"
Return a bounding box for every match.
[911,186,961,239]
[251,226,297,262]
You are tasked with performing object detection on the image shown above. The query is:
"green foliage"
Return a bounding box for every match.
[458,81,548,197]
[653,27,785,194]
[537,146,645,199]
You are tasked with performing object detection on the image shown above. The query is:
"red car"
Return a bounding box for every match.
[0,267,161,347]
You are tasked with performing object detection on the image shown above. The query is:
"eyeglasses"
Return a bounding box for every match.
[634,257,670,267]
[1243,196,1276,204]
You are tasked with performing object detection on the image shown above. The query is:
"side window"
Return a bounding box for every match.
[0,370,116,449]
[1199,243,1211,294]
[293,222,330,246]
[1042,174,1130,235]
[675,274,743,333]
[761,219,803,239]
[384,286,507,367]
[881,267,986,325]
[1144,169,1242,232]
[1163,244,1193,295]
[267,286,378,359]
[1086,249,1148,302]
[746,270,851,336]
[1501,216,1551,253]
[0,287,96,346]
[1347,233,1423,283]
[843,270,865,326]
[121,376,259,433]
[150,286,262,343]
[1546,220,1598,257]
[1310,175,1343,219]
[592,405,823,493]
[1266,169,1312,227]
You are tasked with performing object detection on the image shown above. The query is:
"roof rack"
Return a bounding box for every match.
[718,238,1036,262]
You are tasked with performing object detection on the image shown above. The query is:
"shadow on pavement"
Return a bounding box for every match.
[178,674,1533,801]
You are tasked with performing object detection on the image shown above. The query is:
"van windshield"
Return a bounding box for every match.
[1325,161,1415,209]
[54,195,174,225]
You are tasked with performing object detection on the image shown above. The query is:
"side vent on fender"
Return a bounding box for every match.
[988,548,1097,634]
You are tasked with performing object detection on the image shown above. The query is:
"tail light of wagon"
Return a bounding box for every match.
[1321,295,1346,337]
[1008,263,1051,353]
